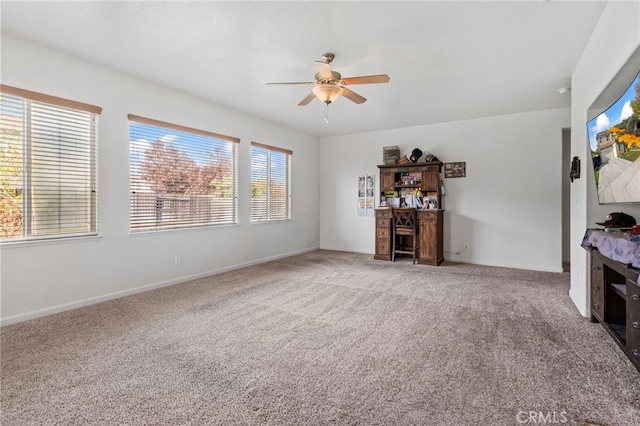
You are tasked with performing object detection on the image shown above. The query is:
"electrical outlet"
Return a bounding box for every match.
[175,256,181,265]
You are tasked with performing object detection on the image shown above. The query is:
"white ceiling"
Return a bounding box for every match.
[1,1,607,138]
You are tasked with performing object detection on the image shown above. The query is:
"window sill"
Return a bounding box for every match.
[128,222,240,237]
[1,234,102,248]
[250,219,293,225]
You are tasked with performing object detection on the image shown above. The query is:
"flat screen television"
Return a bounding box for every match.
[587,70,640,204]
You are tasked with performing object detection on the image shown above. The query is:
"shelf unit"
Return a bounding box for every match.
[375,162,444,266]
[378,161,442,209]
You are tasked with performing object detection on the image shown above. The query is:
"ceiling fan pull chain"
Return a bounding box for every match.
[324,103,329,123]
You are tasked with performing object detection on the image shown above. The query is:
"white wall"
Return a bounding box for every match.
[0,36,320,324]
[319,108,570,273]
[570,1,640,316]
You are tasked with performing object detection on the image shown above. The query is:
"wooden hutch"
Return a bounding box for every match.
[374,161,444,266]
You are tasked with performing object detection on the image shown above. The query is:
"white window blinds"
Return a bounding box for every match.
[129,115,239,232]
[251,142,291,222]
[0,85,100,242]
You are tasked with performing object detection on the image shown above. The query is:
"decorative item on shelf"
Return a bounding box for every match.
[383,145,400,165]
[414,189,423,210]
[398,155,411,164]
[424,153,439,162]
[405,194,415,208]
[427,196,438,209]
[410,148,423,163]
[379,191,386,206]
[624,225,640,241]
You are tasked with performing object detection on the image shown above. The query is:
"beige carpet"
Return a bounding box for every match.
[2,250,639,425]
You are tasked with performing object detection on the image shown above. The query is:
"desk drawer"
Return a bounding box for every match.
[377,218,390,228]
[376,241,390,255]
[628,279,640,320]
[377,228,390,239]
[627,279,640,367]
[591,253,605,321]
[591,285,604,321]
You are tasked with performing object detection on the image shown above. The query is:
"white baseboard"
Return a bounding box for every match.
[1,246,319,326]
[444,255,564,273]
[319,245,374,255]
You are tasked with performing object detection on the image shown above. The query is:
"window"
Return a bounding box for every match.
[129,115,239,232]
[251,142,291,222]
[0,85,100,242]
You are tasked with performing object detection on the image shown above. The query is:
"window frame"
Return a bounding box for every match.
[250,141,292,223]
[0,85,101,243]
[128,114,240,233]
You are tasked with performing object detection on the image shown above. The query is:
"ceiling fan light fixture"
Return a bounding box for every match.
[266,53,389,122]
[313,85,343,104]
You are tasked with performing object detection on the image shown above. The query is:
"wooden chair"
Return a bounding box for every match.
[392,208,419,264]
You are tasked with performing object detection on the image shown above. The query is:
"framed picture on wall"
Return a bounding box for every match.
[444,162,466,178]
[357,174,375,216]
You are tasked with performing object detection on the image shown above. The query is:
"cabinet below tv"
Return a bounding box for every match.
[589,248,640,372]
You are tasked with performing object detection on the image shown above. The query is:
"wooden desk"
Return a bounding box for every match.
[374,208,444,266]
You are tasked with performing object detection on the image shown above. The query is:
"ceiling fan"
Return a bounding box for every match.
[266,53,390,122]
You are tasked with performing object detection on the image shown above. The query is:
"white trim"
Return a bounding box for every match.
[0,246,319,326]
[0,235,102,248]
[444,255,564,274]
[319,245,373,255]
[570,288,589,318]
[322,246,566,273]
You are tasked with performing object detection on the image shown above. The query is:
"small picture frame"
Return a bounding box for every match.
[445,162,466,178]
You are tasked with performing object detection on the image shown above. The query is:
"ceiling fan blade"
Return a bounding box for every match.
[341,87,367,104]
[266,81,315,85]
[315,61,333,80]
[341,74,390,85]
[297,92,316,106]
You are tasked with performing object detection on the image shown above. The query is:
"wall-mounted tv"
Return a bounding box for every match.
[587,71,640,204]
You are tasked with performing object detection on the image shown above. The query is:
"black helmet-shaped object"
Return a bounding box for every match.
[410,148,422,163]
